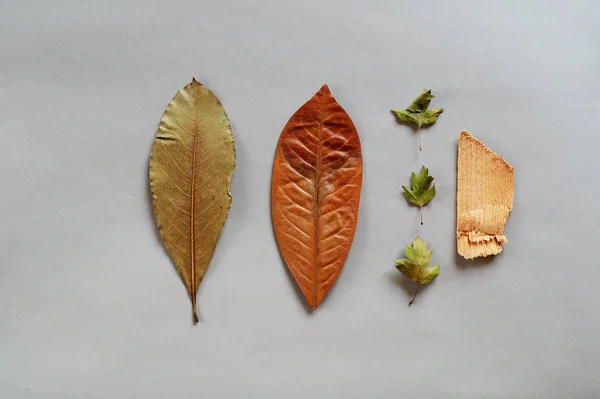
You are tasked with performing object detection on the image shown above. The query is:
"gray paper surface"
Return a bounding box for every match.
[1,1,599,397]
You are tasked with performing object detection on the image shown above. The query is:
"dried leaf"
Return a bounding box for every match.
[402,166,436,225]
[149,78,235,323]
[391,89,444,151]
[457,130,514,259]
[395,237,440,305]
[271,85,363,309]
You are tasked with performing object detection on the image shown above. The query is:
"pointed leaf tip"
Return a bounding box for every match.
[318,84,331,95]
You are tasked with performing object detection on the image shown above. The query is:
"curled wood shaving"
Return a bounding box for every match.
[457,131,514,259]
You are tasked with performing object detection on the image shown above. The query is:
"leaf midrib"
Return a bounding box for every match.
[312,103,323,309]
[189,83,199,322]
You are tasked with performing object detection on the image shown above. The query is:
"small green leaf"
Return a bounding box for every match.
[394,237,440,305]
[390,89,444,150]
[403,166,436,224]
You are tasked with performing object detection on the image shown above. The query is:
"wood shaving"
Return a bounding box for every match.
[457,131,514,259]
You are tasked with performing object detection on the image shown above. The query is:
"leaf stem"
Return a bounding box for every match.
[418,126,422,151]
[192,302,199,324]
[420,207,423,225]
[409,283,420,306]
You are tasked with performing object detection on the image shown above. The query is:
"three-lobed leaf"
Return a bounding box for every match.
[391,89,444,150]
[391,89,444,129]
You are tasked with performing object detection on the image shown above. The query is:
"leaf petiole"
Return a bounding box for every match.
[409,283,420,306]
[192,302,199,324]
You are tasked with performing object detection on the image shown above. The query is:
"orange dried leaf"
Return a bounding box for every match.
[271,85,363,309]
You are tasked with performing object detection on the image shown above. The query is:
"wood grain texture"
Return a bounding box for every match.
[457,130,514,259]
[149,79,235,322]
[271,85,362,309]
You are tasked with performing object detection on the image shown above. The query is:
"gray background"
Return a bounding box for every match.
[1,1,599,398]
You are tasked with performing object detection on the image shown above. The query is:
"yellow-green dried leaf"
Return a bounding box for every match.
[394,237,440,305]
[149,78,235,323]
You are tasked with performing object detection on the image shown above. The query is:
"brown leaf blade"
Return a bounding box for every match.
[271,85,363,309]
[149,78,235,322]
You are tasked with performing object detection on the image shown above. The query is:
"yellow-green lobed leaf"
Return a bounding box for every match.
[394,237,440,305]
